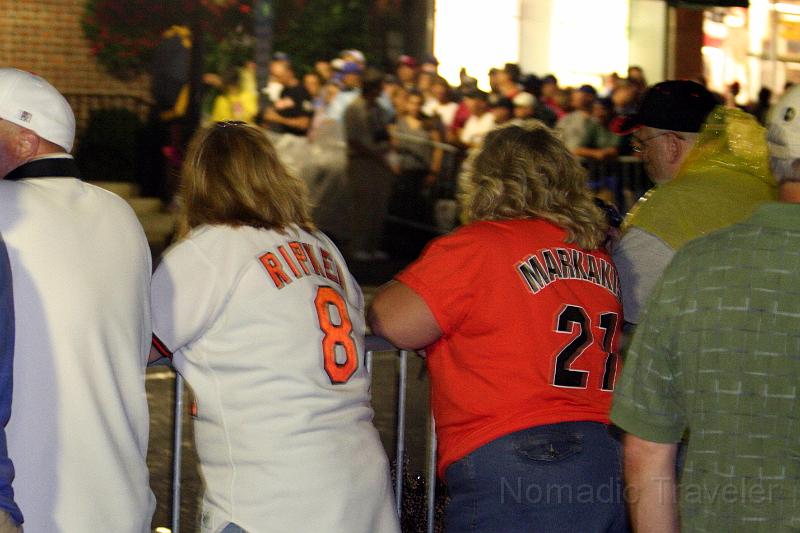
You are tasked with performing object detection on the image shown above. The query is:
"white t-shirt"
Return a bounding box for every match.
[151,224,400,533]
[612,226,675,325]
[460,111,496,146]
[423,100,459,128]
[0,169,155,531]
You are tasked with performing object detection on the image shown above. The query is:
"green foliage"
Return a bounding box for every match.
[83,0,399,79]
[272,0,380,72]
[82,0,254,79]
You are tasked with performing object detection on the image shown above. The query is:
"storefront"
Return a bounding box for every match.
[703,0,800,103]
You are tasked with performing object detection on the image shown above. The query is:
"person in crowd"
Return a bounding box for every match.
[557,84,597,150]
[511,91,557,128]
[344,69,394,261]
[389,89,443,221]
[341,48,366,69]
[396,54,418,91]
[496,63,523,99]
[748,86,772,125]
[314,59,334,83]
[611,84,800,533]
[489,96,514,126]
[724,80,747,110]
[420,53,439,75]
[488,68,501,95]
[369,122,627,533]
[457,88,495,148]
[627,65,647,95]
[417,70,436,106]
[601,72,622,99]
[262,58,313,136]
[303,71,323,102]
[612,80,776,327]
[326,61,363,122]
[610,79,639,117]
[574,98,620,161]
[0,235,20,533]
[264,51,291,103]
[149,122,400,533]
[0,68,154,531]
[540,74,566,119]
[423,76,459,130]
[208,67,259,124]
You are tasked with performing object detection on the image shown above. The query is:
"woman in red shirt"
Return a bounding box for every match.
[369,123,628,532]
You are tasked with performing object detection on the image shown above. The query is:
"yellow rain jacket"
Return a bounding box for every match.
[624,106,777,250]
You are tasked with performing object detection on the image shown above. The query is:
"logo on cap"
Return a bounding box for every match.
[17,110,32,123]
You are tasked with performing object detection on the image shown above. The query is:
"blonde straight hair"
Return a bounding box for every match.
[460,122,607,250]
[177,121,315,237]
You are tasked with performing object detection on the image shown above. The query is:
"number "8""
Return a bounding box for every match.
[314,286,359,384]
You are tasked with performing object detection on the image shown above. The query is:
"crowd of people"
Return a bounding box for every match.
[200,51,777,262]
[0,53,798,533]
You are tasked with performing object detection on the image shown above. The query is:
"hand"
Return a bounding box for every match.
[263,107,281,124]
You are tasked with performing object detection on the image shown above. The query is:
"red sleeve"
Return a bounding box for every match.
[395,225,487,336]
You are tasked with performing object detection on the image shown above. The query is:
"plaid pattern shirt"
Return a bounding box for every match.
[612,202,800,532]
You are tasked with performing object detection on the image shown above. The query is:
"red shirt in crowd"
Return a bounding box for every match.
[396,218,623,477]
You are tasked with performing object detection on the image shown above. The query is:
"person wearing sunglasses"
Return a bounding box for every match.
[611,80,776,330]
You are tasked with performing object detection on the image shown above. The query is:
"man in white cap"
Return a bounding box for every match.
[610,85,800,532]
[0,68,154,531]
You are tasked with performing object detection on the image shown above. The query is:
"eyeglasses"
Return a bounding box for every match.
[631,131,688,153]
[631,131,670,153]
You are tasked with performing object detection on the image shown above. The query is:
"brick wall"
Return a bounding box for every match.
[0,0,151,100]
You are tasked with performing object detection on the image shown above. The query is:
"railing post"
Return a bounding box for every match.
[426,415,437,533]
[171,372,185,533]
[395,350,409,518]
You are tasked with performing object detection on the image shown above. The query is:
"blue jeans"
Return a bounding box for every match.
[444,421,629,533]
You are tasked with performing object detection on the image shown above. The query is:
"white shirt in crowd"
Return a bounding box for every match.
[423,99,459,129]
[0,159,155,532]
[460,111,496,147]
[151,224,400,533]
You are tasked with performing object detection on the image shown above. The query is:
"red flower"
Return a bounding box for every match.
[239,4,250,13]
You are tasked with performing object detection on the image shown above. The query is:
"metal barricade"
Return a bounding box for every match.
[581,155,652,212]
[169,335,439,533]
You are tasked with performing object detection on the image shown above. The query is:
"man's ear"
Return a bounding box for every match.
[15,129,40,161]
[666,133,686,165]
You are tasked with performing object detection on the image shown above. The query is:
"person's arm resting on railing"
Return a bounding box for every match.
[368,281,442,351]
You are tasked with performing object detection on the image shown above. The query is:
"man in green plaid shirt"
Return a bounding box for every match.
[611,86,800,532]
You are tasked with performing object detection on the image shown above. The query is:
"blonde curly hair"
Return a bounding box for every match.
[460,122,607,250]
[177,121,315,238]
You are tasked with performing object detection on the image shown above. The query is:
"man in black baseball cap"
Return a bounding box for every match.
[612,80,719,184]
[613,79,775,329]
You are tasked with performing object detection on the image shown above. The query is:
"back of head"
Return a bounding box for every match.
[179,122,314,236]
[767,84,800,184]
[0,68,75,152]
[361,68,384,98]
[461,122,607,250]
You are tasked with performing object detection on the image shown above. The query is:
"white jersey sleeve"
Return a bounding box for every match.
[151,239,227,355]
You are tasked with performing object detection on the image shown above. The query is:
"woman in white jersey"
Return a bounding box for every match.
[149,121,400,533]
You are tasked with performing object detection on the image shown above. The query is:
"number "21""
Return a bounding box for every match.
[552,305,619,391]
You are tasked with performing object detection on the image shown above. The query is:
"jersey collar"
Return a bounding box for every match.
[5,157,82,181]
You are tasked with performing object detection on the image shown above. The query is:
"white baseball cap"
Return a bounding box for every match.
[512,91,536,108]
[0,68,76,152]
